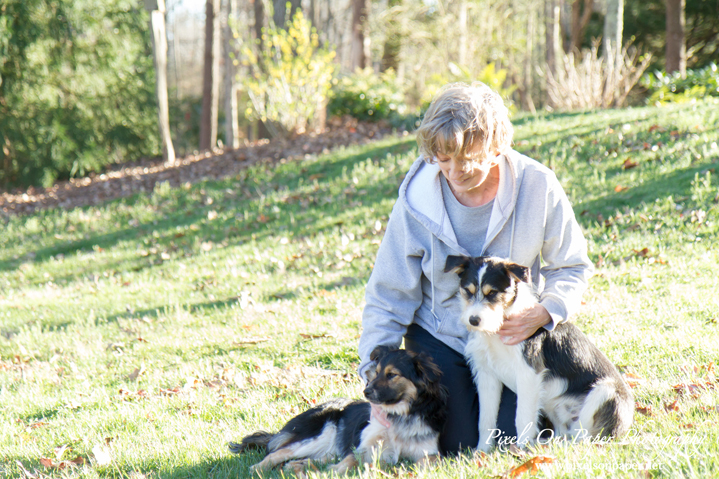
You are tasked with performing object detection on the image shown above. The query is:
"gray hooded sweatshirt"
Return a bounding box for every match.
[358,150,593,380]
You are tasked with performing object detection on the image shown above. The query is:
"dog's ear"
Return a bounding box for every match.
[506,262,531,283]
[444,255,470,274]
[370,345,395,362]
[412,352,442,384]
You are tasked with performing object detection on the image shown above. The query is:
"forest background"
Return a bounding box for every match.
[1,0,718,191]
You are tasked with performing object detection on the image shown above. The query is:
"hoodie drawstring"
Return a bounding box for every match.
[430,232,438,319]
[509,210,516,260]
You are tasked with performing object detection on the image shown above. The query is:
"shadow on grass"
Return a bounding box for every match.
[8,454,259,479]
[576,159,719,221]
[0,139,415,280]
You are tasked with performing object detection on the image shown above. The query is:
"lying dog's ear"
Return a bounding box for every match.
[444,255,470,274]
[413,352,442,384]
[506,262,531,283]
[370,345,395,362]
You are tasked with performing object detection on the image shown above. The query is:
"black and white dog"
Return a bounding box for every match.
[231,346,447,474]
[444,255,633,452]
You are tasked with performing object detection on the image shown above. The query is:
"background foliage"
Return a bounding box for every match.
[0,0,159,189]
[239,10,336,137]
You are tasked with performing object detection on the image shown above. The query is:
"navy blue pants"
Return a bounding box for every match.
[404,323,518,455]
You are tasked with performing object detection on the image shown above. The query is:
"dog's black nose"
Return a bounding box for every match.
[469,316,480,326]
[363,387,373,398]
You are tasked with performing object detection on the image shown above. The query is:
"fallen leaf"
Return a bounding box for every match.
[507,444,528,458]
[635,404,654,416]
[614,185,629,192]
[128,364,146,381]
[299,333,333,340]
[664,400,681,413]
[622,159,639,170]
[624,372,645,388]
[505,455,555,478]
[475,451,489,467]
[233,336,270,345]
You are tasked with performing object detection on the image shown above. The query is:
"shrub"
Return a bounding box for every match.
[545,40,652,111]
[641,63,719,105]
[328,68,408,122]
[240,10,336,137]
[0,0,160,189]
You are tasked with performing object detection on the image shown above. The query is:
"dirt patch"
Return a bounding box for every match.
[1,118,401,217]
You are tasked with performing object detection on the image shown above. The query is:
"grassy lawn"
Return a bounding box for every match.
[1,99,719,478]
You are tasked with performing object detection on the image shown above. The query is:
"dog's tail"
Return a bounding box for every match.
[228,431,274,454]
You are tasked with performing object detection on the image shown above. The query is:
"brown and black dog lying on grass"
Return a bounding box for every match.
[230,346,448,474]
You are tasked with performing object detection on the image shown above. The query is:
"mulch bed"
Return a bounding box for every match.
[1,118,400,217]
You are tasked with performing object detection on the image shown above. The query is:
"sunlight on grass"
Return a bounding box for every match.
[2,100,719,478]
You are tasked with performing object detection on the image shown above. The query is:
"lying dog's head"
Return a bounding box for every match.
[444,255,531,333]
[363,346,444,416]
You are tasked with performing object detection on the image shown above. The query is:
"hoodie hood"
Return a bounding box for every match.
[400,152,523,258]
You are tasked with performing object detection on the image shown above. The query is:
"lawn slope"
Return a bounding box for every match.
[1,99,719,478]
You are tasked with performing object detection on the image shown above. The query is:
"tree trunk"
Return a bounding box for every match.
[665,0,686,77]
[145,0,176,164]
[273,0,301,29]
[200,0,221,151]
[252,0,271,140]
[350,0,371,70]
[224,0,240,149]
[603,0,623,60]
[545,0,561,77]
[570,0,594,52]
[381,0,402,72]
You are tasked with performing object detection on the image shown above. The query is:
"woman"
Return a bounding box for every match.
[358,82,593,454]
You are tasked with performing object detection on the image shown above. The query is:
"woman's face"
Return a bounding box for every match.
[435,146,498,196]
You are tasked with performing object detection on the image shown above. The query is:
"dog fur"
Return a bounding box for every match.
[444,255,633,452]
[230,346,447,474]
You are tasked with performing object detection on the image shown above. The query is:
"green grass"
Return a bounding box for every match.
[2,99,719,478]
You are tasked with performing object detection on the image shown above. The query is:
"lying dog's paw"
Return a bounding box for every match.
[328,454,359,475]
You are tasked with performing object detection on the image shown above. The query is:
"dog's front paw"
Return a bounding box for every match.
[477,439,493,453]
[328,454,358,475]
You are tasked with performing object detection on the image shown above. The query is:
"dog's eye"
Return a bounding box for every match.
[385,372,396,380]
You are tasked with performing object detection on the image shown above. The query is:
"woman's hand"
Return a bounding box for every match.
[497,303,551,345]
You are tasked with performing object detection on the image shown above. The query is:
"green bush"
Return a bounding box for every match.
[328,68,409,122]
[0,0,160,189]
[642,63,719,104]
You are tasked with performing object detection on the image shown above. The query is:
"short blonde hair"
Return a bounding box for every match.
[416,82,513,162]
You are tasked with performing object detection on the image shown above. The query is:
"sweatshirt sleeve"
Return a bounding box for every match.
[358,200,425,382]
[538,175,593,330]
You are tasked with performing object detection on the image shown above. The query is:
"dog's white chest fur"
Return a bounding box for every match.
[359,416,439,464]
[465,334,530,394]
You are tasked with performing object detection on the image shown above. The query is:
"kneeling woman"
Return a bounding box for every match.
[357,82,593,454]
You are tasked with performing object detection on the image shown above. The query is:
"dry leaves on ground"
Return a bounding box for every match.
[0,118,395,217]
